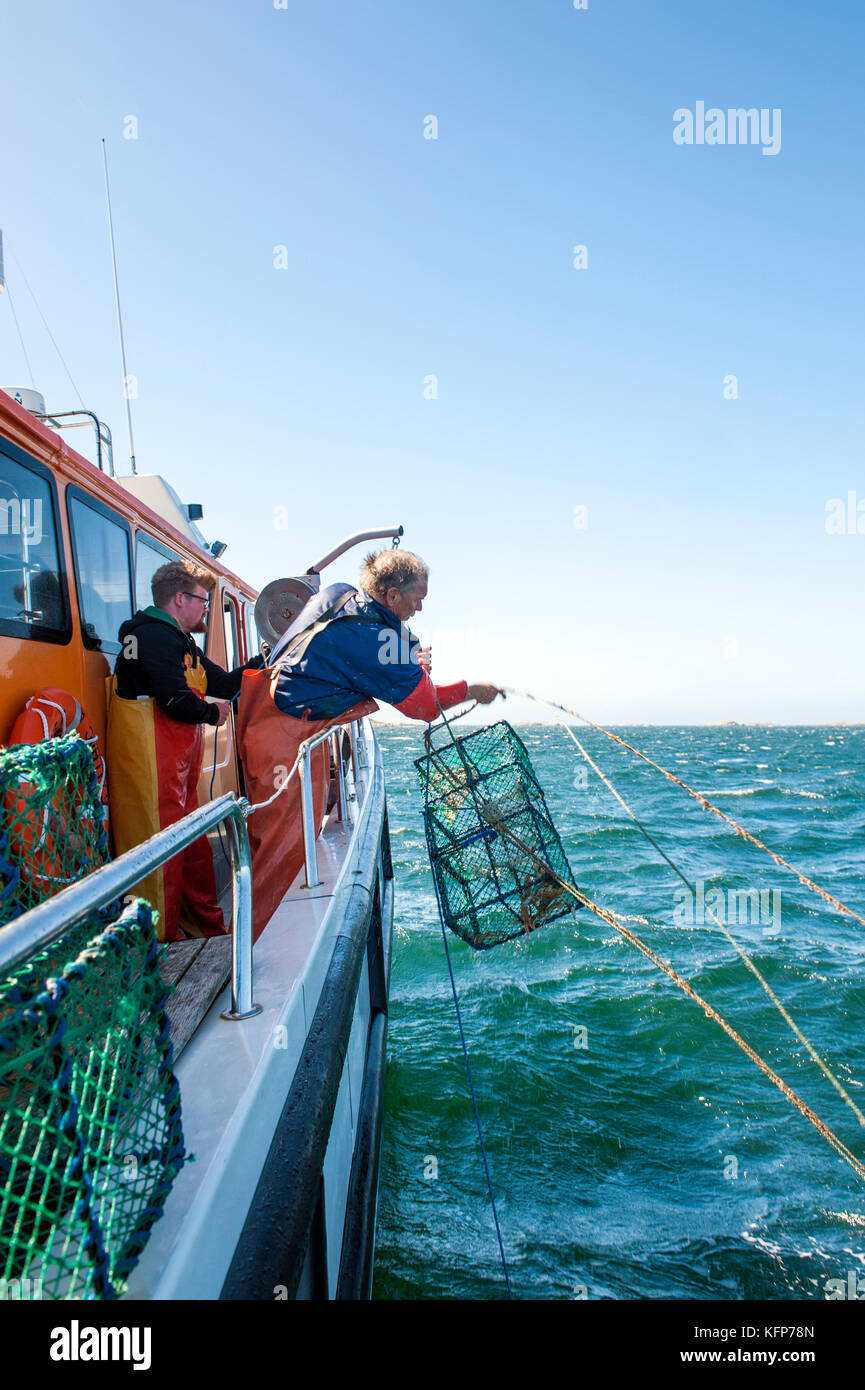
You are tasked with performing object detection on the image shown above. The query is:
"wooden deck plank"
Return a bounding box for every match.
[165,936,233,1062]
[160,939,207,989]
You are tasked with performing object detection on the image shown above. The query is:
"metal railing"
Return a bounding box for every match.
[0,718,371,1024]
[298,720,368,888]
[0,792,259,1019]
[35,409,114,476]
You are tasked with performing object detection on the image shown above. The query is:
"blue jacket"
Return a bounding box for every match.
[269,583,424,719]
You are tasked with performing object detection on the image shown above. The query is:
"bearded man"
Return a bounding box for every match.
[108,560,258,941]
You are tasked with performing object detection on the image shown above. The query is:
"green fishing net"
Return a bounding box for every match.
[0,734,109,926]
[0,737,183,1299]
[0,896,184,1299]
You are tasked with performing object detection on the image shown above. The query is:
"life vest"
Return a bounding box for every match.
[267,583,428,721]
[271,587,368,667]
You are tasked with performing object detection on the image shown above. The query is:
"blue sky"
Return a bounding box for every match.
[1,0,863,722]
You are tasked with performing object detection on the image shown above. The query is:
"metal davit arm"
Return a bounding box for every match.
[305,525,403,576]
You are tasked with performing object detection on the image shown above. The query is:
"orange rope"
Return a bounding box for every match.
[463,777,865,1184]
[428,703,865,1183]
[510,690,865,931]
[571,885,865,1184]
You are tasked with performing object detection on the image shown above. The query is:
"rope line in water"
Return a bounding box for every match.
[424,703,865,1187]
[437,913,514,1297]
[569,885,865,1185]
[509,689,865,931]
[492,796,865,1185]
[424,706,513,1297]
[539,706,865,1130]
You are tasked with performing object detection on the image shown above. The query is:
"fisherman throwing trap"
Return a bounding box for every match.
[237,548,504,933]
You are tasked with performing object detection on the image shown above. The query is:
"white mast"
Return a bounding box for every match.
[101,139,137,475]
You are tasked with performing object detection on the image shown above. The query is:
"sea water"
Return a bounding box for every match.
[371,724,865,1300]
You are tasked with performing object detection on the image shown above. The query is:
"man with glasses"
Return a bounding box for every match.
[108,560,260,940]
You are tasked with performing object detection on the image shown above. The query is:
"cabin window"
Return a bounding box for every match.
[0,445,70,643]
[68,494,133,654]
[223,592,240,671]
[135,534,181,612]
[244,600,261,659]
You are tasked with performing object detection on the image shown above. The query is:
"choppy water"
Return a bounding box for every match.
[371,723,865,1301]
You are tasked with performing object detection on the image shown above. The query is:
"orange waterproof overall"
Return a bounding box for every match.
[106,659,226,942]
[235,664,377,940]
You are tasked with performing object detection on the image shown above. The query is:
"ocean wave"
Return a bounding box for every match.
[823,1210,865,1230]
[701,786,772,798]
[701,784,825,800]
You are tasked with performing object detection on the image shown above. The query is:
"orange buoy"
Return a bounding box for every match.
[6,688,108,899]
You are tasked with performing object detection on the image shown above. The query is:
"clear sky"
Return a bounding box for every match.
[1,1,863,723]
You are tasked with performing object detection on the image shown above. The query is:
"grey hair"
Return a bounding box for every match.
[359,549,428,603]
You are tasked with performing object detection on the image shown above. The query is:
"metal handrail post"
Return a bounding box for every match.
[355,717,369,769]
[348,720,360,783]
[332,729,352,826]
[298,726,337,888]
[221,801,261,1020]
[0,792,262,1024]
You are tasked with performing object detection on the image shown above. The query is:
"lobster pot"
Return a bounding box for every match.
[0,897,185,1298]
[415,720,581,950]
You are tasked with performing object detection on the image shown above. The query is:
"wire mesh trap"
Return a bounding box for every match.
[0,736,183,1297]
[416,720,582,950]
[0,897,185,1299]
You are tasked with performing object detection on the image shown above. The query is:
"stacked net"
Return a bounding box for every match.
[416,721,581,950]
[0,734,109,926]
[0,896,184,1299]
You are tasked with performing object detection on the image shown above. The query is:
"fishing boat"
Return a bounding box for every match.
[0,383,395,1300]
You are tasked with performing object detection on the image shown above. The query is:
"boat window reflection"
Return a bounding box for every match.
[69,496,133,652]
[0,450,68,637]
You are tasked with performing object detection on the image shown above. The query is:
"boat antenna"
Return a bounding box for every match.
[101,138,137,474]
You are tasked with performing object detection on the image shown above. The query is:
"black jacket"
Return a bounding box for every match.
[116,608,258,725]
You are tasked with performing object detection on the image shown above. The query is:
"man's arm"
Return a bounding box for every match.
[199,652,264,701]
[355,624,502,722]
[393,673,471,722]
[125,625,221,725]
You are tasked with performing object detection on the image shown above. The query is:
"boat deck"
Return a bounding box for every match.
[125,719,387,1300]
[161,937,233,1062]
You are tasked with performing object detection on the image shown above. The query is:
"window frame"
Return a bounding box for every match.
[243,598,260,661]
[0,437,72,645]
[66,484,134,656]
[134,530,182,613]
[134,531,215,645]
[222,588,242,671]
